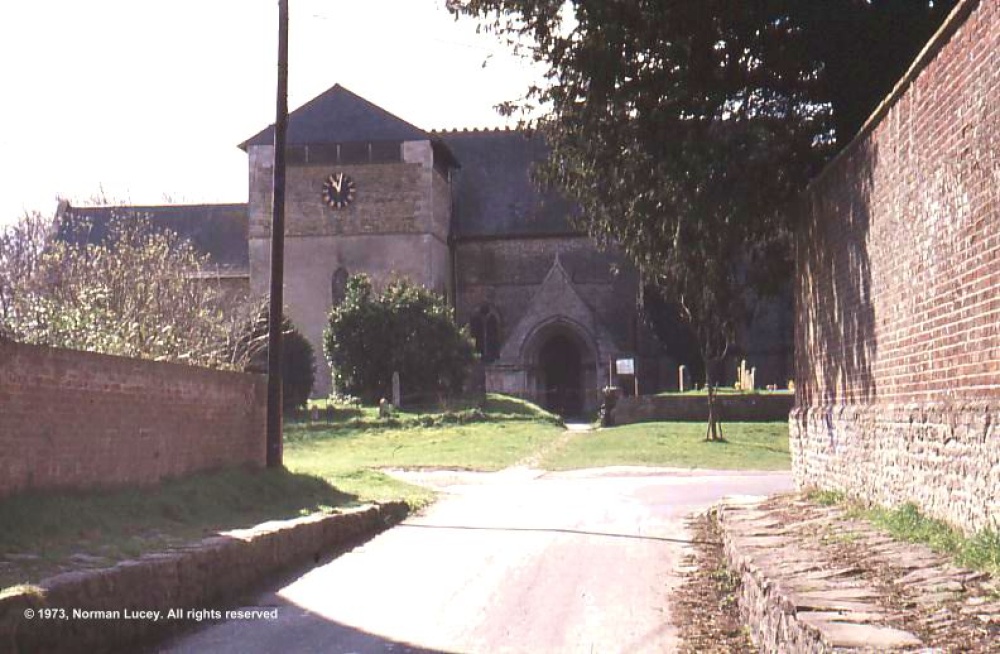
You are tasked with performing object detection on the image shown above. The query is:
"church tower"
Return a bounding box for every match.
[241,85,458,396]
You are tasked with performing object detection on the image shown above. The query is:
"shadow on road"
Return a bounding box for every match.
[399,523,719,545]
[154,598,459,654]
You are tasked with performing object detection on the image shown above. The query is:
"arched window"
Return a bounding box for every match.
[331,267,349,305]
[469,304,501,363]
[470,313,485,357]
[485,313,500,362]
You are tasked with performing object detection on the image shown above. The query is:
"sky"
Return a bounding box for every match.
[0,0,546,227]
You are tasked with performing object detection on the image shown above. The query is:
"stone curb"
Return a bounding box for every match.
[0,502,409,654]
[713,496,1000,652]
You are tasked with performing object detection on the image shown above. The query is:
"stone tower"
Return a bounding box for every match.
[241,85,457,396]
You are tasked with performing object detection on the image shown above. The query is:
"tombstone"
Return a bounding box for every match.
[749,366,756,391]
[391,371,401,408]
[678,365,689,392]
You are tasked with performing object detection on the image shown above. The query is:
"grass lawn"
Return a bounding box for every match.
[284,419,566,506]
[540,421,791,471]
[285,393,564,501]
[0,468,355,590]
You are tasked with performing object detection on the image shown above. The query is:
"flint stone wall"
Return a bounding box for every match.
[614,393,794,424]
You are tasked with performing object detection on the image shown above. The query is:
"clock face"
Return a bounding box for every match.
[321,172,356,209]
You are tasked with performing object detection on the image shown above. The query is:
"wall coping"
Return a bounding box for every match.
[0,502,408,653]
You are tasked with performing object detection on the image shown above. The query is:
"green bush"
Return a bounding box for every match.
[324,274,475,404]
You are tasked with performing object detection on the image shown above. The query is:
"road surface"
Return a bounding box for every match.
[159,466,792,653]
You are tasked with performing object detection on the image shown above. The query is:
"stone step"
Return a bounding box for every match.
[719,509,924,651]
[713,495,999,653]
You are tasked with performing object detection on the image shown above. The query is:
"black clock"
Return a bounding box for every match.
[321,172,356,209]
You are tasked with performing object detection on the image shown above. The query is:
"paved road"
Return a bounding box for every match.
[159,466,792,654]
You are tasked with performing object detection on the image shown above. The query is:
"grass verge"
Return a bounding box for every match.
[284,395,565,511]
[806,491,1000,578]
[0,467,356,590]
[539,421,790,470]
[285,420,566,501]
[860,503,1000,577]
[297,393,563,430]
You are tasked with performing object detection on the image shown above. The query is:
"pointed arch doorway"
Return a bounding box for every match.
[538,333,583,416]
[523,319,597,417]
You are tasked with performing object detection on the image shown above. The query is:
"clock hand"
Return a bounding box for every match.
[330,174,342,193]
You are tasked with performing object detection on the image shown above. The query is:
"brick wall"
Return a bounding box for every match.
[791,0,999,533]
[0,342,266,498]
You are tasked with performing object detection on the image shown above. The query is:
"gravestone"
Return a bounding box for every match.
[392,371,401,408]
[678,365,689,392]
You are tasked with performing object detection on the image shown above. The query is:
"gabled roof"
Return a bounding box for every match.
[57,203,249,272]
[241,84,432,149]
[439,128,578,238]
[498,254,621,362]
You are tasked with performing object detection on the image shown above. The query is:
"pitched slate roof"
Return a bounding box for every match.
[241,84,432,149]
[440,129,578,238]
[58,203,249,272]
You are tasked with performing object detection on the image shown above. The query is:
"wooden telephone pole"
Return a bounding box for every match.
[265,0,289,468]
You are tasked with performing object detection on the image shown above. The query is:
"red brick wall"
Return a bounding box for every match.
[791,0,999,532]
[0,341,266,498]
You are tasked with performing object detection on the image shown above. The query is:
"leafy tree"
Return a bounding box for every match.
[237,302,316,410]
[786,0,959,144]
[450,0,837,439]
[0,210,252,369]
[325,274,475,405]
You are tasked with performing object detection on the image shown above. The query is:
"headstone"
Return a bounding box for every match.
[678,365,688,392]
[392,371,401,408]
[749,366,756,391]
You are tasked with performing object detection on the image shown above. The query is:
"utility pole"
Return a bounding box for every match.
[266,0,289,468]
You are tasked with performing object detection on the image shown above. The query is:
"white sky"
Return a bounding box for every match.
[0,0,545,226]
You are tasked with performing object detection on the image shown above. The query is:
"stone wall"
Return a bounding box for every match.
[0,341,266,498]
[454,235,638,355]
[0,503,407,653]
[791,0,999,533]
[247,141,451,396]
[247,142,439,239]
[614,393,794,424]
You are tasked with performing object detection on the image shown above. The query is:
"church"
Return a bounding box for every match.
[61,84,792,414]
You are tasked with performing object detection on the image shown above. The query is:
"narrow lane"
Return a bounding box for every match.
[159,467,792,653]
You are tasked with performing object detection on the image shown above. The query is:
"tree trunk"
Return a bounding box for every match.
[704,357,725,442]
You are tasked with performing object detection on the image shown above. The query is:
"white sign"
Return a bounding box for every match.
[615,358,635,375]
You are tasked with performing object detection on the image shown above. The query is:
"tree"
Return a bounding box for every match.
[237,302,316,410]
[0,210,252,369]
[450,0,837,439]
[786,0,959,144]
[325,274,475,405]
